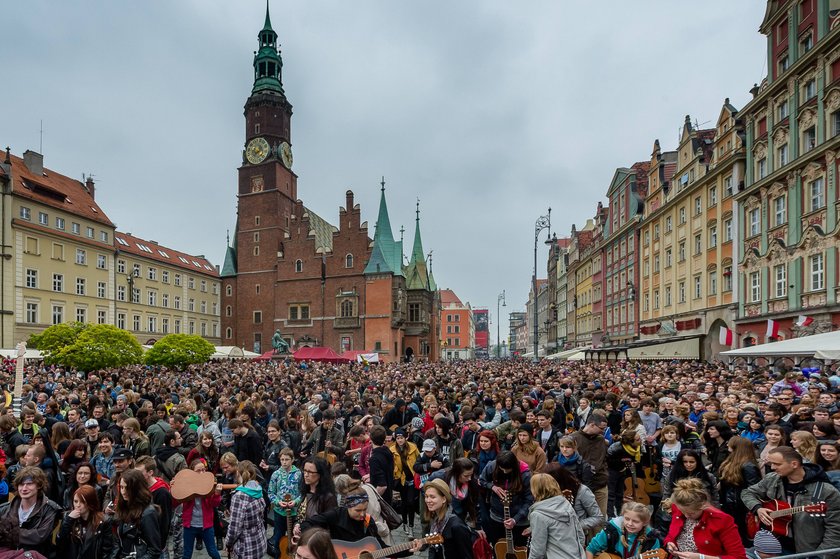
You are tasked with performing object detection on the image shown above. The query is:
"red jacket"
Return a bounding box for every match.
[182,492,222,529]
[664,504,746,559]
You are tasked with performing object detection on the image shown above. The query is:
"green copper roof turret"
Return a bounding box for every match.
[364,178,404,276]
[252,0,285,96]
[221,228,238,277]
[405,200,431,291]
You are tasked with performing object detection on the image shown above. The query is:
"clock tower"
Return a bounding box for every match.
[223,1,298,353]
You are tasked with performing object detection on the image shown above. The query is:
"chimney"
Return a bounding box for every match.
[22,150,43,176]
[346,189,354,210]
[85,176,95,199]
[3,147,9,165]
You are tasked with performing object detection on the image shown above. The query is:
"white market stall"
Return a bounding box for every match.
[720,330,840,366]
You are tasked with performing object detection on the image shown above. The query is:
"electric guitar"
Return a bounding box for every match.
[746,500,827,538]
[278,493,296,559]
[494,492,527,559]
[332,533,442,559]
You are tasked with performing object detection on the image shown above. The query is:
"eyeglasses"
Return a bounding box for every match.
[303,469,319,475]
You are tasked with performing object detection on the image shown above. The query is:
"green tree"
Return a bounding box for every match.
[27,322,89,365]
[144,334,215,369]
[53,324,144,371]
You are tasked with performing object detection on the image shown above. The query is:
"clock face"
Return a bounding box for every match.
[245,137,270,165]
[280,141,293,169]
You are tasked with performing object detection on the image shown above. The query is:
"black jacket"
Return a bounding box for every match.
[369,446,395,504]
[0,494,63,558]
[57,514,115,559]
[300,507,386,547]
[112,505,162,559]
[234,428,264,464]
[536,428,562,462]
[428,513,474,559]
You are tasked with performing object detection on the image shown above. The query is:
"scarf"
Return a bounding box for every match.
[449,477,468,501]
[430,505,454,536]
[622,443,641,462]
[558,452,581,466]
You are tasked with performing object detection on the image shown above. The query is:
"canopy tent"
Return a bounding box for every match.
[341,350,380,364]
[566,350,587,361]
[720,330,840,360]
[211,346,260,359]
[626,336,701,361]
[293,346,349,363]
[547,346,592,360]
[0,348,42,360]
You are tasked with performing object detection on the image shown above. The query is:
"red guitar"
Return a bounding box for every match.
[746,500,827,538]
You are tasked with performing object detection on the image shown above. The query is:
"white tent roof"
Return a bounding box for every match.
[547,346,592,360]
[0,348,42,360]
[720,331,840,359]
[627,337,700,361]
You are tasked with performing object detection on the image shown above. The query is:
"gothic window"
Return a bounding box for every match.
[295,259,303,273]
[340,299,355,318]
[345,254,353,268]
[226,285,233,297]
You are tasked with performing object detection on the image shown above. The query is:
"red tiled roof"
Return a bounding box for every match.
[115,231,218,277]
[4,151,114,227]
[439,288,463,306]
[555,237,571,249]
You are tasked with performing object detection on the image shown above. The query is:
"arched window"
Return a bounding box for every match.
[225,306,232,317]
[225,327,232,339]
[345,254,354,268]
[295,259,303,273]
[340,299,354,318]
[225,285,232,297]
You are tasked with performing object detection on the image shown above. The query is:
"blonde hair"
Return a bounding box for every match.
[237,460,258,484]
[668,477,710,510]
[620,501,651,547]
[220,452,239,467]
[530,473,561,502]
[791,430,818,462]
[558,436,577,449]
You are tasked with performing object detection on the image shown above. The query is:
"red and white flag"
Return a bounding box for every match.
[766,319,780,339]
[719,326,734,346]
[796,315,814,327]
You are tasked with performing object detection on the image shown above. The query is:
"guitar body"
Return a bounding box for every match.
[332,536,380,559]
[746,499,792,539]
[642,464,661,495]
[623,462,650,505]
[171,470,216,501]
[494,541,527,559]
[316,450,337,464]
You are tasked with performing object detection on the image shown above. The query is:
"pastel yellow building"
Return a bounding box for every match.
[0,148,220,347]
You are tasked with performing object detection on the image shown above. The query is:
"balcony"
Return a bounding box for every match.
[334,316,360,329]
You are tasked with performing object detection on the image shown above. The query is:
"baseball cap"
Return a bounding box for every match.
[84,419,99,429]
[422,439,437,452]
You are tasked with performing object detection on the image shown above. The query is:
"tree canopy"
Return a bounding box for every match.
[27,322,89,365]
[144,334,215,369]
[52,324,144,371]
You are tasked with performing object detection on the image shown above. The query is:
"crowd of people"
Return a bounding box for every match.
[0,357,837,559]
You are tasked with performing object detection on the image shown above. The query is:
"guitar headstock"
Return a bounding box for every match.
[639,549,668,559]
[424,533,444,546]
[805,502,827,516]
[562,489,575,505]
[501,492,512,505]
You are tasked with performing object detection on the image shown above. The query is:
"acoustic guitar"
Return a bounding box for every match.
[745,500,826,538]
[642,447,661,495]
[332,533,442,559]
[494,493,527,559]
[595,548,667,559]
[278,493,296,559]
[170,470,237,501]
[623,459,649,505]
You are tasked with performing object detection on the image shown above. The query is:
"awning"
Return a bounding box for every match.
[567,350,586,361]
[547,345,592,360]
[293,346,349,363]
[626,337,700,361]
[721,330,840,359]
[0,348,42,360]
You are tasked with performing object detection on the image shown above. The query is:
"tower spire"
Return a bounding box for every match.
[251,0,285,95]
[364,177,403,276]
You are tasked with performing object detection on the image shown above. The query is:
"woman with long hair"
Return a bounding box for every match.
[430,457,479,525]
[663,478,745,559]
[260,419,285,480]
[791,430,818,462]
[122,418,150,457]
[621,409,647,443]
[57,484,114,559]
[816,441,840,490]
[300,476,389,549]
[702,420,734,475]
[63,462,104,510]
[390,428,420,533]
[422,478,474,559]
[813,420,838,441]
[61,440,89,474]
[224,461,267,559]
[187,430,221,473]
[718,436,762,545]
[758,424,787,474]
[528,473,586,559]
[543,463,605,535]
[334,474,393,545]
[511,424,547,473]
[295,528,339,559]
[478,450,534,548]
[113,468,162,559]
[295,456,338,537]
[662,449,718,505]
[50,421,73,456]
[475,429,500,532]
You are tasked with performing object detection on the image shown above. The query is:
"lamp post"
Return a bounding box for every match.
[533,209,551,362]
[496,290,506,358]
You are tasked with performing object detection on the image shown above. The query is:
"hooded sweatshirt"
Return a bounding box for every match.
[528,495,586,559]
[587,516,661,558]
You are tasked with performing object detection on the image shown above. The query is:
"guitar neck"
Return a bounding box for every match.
[370,537,432,559]
[771,504,810,518]
[503,503,515,548]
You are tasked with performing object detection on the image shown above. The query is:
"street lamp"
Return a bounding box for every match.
[496,290,506,358]
[533,209,551,362]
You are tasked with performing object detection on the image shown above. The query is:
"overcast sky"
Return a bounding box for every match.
[4,1,768,341]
